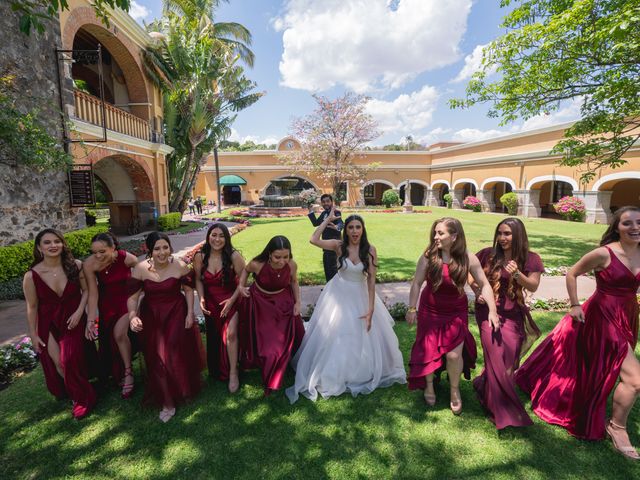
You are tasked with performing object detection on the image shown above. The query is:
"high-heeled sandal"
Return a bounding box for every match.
[121,366,134,399]
[159,407,176,423]
[606,419,639,460]
[450,387,462,416]
[423,381,436,406]
[228,373,240,394]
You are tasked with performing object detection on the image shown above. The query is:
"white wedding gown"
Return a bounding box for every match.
[286,258,407,403]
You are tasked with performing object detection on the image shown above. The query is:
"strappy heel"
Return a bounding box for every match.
[606,419,639,460]
[121,366,134,399]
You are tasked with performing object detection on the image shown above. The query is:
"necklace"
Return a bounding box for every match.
[103,252,118,275]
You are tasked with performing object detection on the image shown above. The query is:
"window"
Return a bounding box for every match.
[364,184,374,198]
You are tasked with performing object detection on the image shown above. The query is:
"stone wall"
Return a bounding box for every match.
[0,3,82,246]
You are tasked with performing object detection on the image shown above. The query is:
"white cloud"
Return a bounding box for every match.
[520,98,582,131]
[228,129,280,146]
[366,85,439,136]
[129,1,150,22]
[276,0,472,93]
[452,44,493,83]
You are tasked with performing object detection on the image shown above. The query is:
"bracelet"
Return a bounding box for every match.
[513,271,520,280]
[570,303,581,307]
[407,307,417,313]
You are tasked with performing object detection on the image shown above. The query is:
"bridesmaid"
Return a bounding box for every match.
[128,232,205,422]
[471,218,543,429]
[194,223,246,392]
[23,229,96,419]
[515,206,640,459]
[406,217,498,414]
[84,232,138,397]
[234,235,305,394]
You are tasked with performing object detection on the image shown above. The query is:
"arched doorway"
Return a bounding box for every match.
[93,155,156,234]
[429,181,450,207]
[593,173,640,221]
[481,177,516,212]
[527,177,576,218]
[362,180,394,205]
[399,181,428,206]
[219,174,247,205]
[452,179,478,209]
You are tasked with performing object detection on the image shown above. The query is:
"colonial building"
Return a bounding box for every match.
[60,1,173,233]
[194,123,640,224]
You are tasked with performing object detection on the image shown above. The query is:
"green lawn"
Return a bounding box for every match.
[225,207,607,284]
[1,312,638,479]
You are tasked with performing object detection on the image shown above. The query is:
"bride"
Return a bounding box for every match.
[286,210,406,403]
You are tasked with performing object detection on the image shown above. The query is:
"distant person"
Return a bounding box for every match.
[187,198,195,215]
[194,198,203,215]
[308,194,343,281]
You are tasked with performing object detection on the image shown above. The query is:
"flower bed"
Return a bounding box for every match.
[463,196,482,212]
[1,337,38,389]
[553,196,586,222]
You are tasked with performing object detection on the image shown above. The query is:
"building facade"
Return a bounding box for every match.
[194,124,640,224]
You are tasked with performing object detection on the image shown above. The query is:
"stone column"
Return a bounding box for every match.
[425,188,439,207]
[477,189,496,212]
[513,189,541,218]
[422,188,429,206]
[573,191,612,224]
[452,189,465,209]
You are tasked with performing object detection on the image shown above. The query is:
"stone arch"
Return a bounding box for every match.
[63,7,149,117]
[592,171,640,212]
[398,179,429,206]
[429,180,450,207]
[527,175,579,191]
[452,178,478,208]
[480,176,516,190]
[480,177,515,212]
[592,171,640,191]
[452,178,479,190]
[361,180,395,206]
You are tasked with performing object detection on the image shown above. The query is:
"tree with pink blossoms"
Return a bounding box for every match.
[280,93,381,203]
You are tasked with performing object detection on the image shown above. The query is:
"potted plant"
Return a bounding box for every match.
[553,196,586,222]
[462,195,482,212]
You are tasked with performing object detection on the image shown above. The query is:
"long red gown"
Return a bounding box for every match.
[408,263,477,389]
[134,274,205,407]
[473,248,544,429]
[31,270,96,419]
[515,246,640,439]
[96,249,134,382]
[244,262,305,393]
[202,268,243,380]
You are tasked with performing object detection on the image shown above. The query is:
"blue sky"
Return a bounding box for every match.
[129,0,579,146]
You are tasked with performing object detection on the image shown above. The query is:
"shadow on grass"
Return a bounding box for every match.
[528,234,597,267]
[0,320,638,479]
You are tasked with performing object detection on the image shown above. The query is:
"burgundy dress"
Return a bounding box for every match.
[202,268,243,380]
[473,248,544,429]
[408,263,477,389]
[244,262,305,393]
[31,270,96,418]
[515,246,639,439]
[134,273,205,407]
[96,250,133,382]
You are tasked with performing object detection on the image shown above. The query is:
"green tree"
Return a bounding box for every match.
[451,0,640,183]
[144,1,262,213]
[10,0,131,34]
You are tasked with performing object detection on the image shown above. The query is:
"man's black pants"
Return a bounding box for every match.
[323,249,338,282]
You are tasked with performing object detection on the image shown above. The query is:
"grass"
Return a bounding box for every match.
[168,221,208,235]
[1,312,638,479]
[223,207,607,284]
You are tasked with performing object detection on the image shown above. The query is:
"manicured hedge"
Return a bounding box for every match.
[0,225,108,283]
[157,212,182,231]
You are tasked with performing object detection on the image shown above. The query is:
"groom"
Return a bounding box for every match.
[308,193,343,281]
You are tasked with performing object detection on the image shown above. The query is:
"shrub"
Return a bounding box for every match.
[553,196,586,222]
[85,209,97,226]
[0,277,25,301]
[381,189,400,208]
[463,195,482,212]
[443,193,453,209]
[157,213,182,231]
[0,225,108,283]
[0,337,38,386]
[500,191,518,215]
[386,301,408,320]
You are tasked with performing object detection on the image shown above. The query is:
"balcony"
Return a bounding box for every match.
[73,89,164,143]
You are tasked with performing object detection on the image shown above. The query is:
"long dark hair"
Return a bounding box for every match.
[31,228,80,282]
[201,223,236,285]
[145,232,173,270]
[485,217,530,306]
[425,217,469,294]
[600,206,640,246]
[91,231,120,250]
[338,215,376,274]
[252,235,292,263]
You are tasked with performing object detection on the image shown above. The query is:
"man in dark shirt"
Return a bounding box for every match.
[308,193,344,281]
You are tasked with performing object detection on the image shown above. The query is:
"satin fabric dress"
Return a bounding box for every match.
[96,250,134,382]
[244,262,305,393]
[134,273,205,407]
[473,248,544,429]
[31,270,97,418]
[515,246,640,439]
[408,263,477,390]
[286,258,406,403]
[202,268,243,380]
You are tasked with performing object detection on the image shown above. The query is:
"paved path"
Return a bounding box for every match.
[0,275,597,346]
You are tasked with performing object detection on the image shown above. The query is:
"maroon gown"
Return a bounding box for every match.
[31,270,96,419]
[96,250,133,382]
[244,262,305,393]
[473,248,544,429]
[515,246,640,439]
[408,263,477,389]
[202,268,243,380]
[134,273,205,407]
